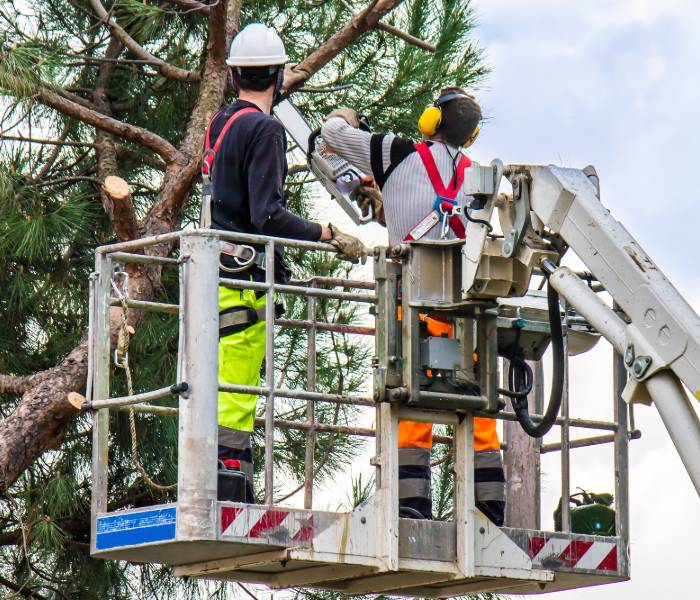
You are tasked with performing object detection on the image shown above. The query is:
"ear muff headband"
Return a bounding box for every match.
[433,91,469,108]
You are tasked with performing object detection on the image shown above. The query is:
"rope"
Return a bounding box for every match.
[113,273,177,493]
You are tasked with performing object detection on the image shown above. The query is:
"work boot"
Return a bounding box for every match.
[217,459,250,502]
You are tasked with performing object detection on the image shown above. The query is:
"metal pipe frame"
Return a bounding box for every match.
[264,240,276,505]
[97,228,338,255]
[90,228,632,564]
[218,277,377,304]
[109,252,179,266]
[560,308,571,533]
[275,318,374,336]
[218,383,374,407]
[87,384,183,410]
[177,234,220,540]
[613,345,631,573]
[304,286,317,509]
[540,430,641,454]
[89,253,111,553]
[289,276,375,290]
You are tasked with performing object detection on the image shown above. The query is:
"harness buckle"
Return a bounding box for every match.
[434,196,461,239]
[220,243,260,273]
[202,149,216,179]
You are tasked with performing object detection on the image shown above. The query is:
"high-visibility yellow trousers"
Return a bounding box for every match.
[217,285,267,497]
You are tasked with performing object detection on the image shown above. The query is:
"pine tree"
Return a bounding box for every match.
[0,0,486,596]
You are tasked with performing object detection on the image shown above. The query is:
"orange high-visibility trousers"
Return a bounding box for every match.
[398,314,505,524]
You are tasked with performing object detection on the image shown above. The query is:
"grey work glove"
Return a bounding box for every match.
[328,223,368,264]
[323,107,360,128]
[351,176,385,225]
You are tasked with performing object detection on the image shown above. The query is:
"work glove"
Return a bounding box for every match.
[323,107,360,128]
[351,176,385,225]
[328,223,368,265]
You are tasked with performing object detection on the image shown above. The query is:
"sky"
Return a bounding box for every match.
[467,1,700,598]
[312,1,700,598]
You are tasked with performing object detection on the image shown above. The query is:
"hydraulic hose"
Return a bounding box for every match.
[498,327,534,400]
[510,278,565,437]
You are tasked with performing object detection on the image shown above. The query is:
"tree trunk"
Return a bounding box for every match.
[0,340,89,491]
[503,359,542,529]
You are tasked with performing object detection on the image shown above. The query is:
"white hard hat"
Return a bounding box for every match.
[226,23,288,67]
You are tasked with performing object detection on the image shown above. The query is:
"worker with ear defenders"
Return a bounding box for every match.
[321,88,505,525]
[203,23,367,502]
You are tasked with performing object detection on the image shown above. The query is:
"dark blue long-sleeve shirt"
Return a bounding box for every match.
[209,100,322,282]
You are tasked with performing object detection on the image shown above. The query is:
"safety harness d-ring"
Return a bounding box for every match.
[219,243,259,273]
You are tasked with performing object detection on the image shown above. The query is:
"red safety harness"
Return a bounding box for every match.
[404,142,472,242]
[202,106,258,178]
[200,106,262,272]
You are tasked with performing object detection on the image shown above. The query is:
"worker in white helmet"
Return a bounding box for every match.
[202,23,367,502]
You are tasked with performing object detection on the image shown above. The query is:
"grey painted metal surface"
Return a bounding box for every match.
[304,286,317,509]
[559,309,571,533]
[89,253,111,553]
[177,235,220,541]
[613,348,631,574]
[264,240,276,505]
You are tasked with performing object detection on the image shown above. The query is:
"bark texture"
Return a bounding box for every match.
[0,340,88,491]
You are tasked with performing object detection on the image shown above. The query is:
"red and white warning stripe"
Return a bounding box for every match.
[221,506,313,543]
[528,535,618,572]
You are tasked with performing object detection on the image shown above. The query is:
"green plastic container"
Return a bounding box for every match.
[554,491,616,536]
[569,503,616,536]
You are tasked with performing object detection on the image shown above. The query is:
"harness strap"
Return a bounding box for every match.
[202,107,258,177]
[405,143,472,241]
[219,303,284,337]
[219,306,267,336]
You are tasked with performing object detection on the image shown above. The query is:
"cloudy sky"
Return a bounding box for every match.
[311,1,700,597]
[473,1,700,598]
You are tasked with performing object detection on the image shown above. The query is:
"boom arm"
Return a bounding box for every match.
[521,165,700,494]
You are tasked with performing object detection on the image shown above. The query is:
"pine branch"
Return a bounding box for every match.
[87,0,201,82]
[33,123,71,181]
[376,21,436,52]
[283,0,407,94]
[0,134,96,148]
[0,339,89,494]
[0,574,46,600]
[164,0,211,14]
[142,0,236,234]
[338,0,436,52]
[102,176,139,241]
[36,87,183,164]
[92,36,141,243]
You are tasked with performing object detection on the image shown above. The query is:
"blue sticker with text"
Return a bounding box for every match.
[95,506,176,550]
